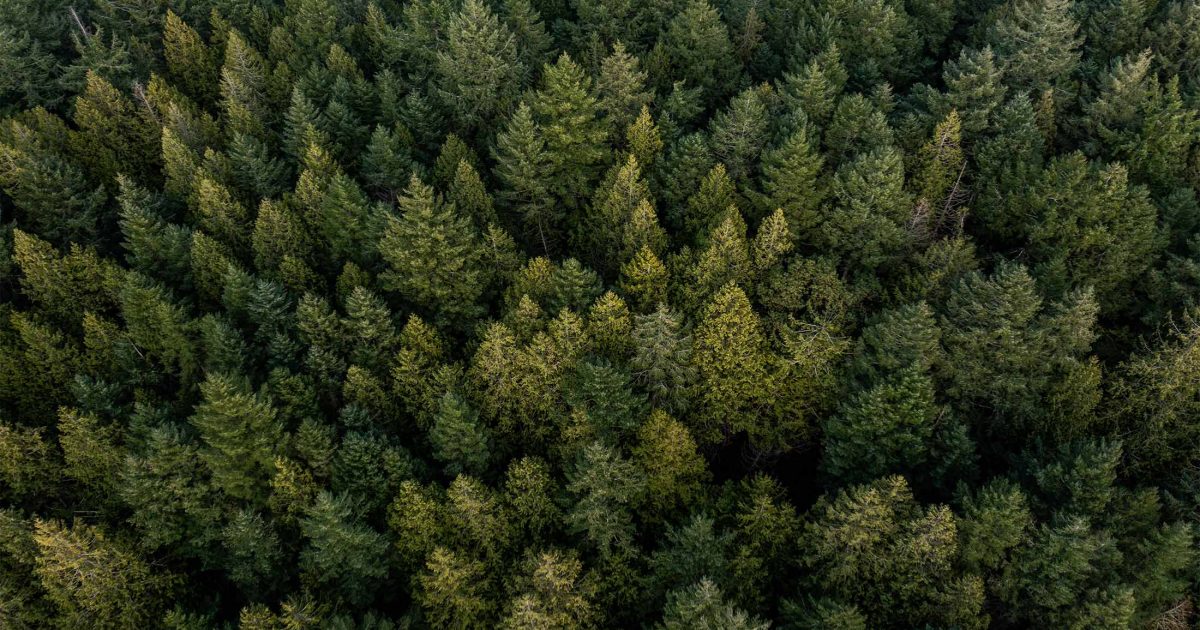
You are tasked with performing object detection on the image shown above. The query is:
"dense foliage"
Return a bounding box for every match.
[2,0,1200,627]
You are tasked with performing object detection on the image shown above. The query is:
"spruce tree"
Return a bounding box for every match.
[32,519,167,629]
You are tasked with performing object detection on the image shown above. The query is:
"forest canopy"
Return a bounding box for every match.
[2,0,1200,627]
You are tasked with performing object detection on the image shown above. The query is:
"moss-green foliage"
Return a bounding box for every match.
[1,1,1199,627]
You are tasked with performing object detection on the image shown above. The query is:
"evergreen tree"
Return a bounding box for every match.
[190,372,282,504]
[816,147,911,278]
[619,246,670,312]
[761,125,825,243]
[682,163,739,243]
[691,283,772,446]
[70,70,159,186]
[219,29,272,138]
[493,102,558,253]
[32,519,167,629]
[777,44,847,135]
[379,175,489,327]
[941,46,1006,137]
[799,476,986,628]
[221,509,283,599]
[530,53,609,213]
[163,10,217,105]
[434,0,523,136]
[941,263,1101,444]
[56,408,122,495]
[565,441,645,557]
[634,410,708,520]
[299,492,389,607]
[709,84,772,185]
[500,550,596,629]
[417,546,492,629]
[430,392,491,477]
[118,176,192,284]
[0,113,106,246]
[595,43,653,139]
[985,0,1082,97]
[1021,153,1159,312]
[658,0,741,106]
[821,367,941,484]
[658,579,768,630]
[578,154,651,275]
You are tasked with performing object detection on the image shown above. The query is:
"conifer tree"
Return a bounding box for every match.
[634,410,708,520]
[0,114,106,246]
[579,154,651,274]
[626,105,664,170]
[1022,153,1159,312]
[587,291,634,360]
[430,392,491,477]
[56,408,122,495]
[118,274,197,381]
[621,199,669,268]
[417,546,492,629]
[380,175,488,327]
[683,163,739,243]
[226,131,288,200]
[504,0,553,78]
[985,0,1082,97]
[220,30,272,138]
[684,209,752,308]
[434,0,523,136]
[632,304,695,413]
[777,44,847,135]
[530,53,609,212]
[33,519,167,629]
[817,147,911,278]
[912,110,965,211]
[565,441,645,557]
[118,176,192,283]
[501,550,596,630]
[659,0,741,106]
[299,492,389,607]
[190,372,282,504]
[12,228,120,325]
[941,46,1006,136]
[493,102,557,253]
[821,367,939,484]
[799,476,986,628]
[691,283,771,446]
[619,246,670,312]
[361,123,414,197]
[709,84,772,184]
[70,70,159,185]
[449,159,499,229]
[163,10,217,105]
[941,263,1100,444]
[221,509,282,599]
[761,125,825,243]
[658,579,768,630]
[595,43,653,139]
